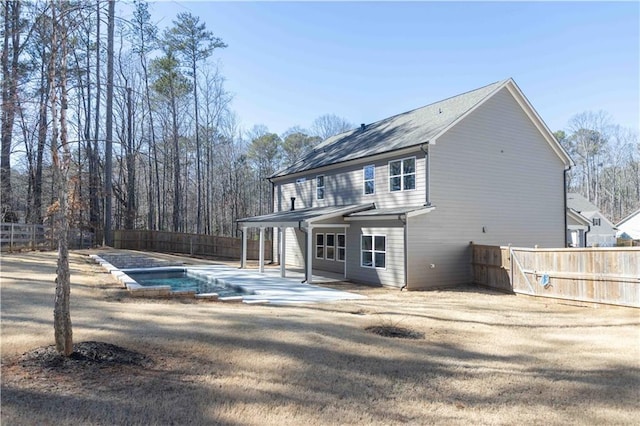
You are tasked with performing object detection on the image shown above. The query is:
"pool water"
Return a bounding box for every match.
[125,270,244,297]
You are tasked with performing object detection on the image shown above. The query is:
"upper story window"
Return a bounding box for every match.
[316,175,325,200]
[389,157,416,192]
[592,218,601,226]
[363,165,375,195]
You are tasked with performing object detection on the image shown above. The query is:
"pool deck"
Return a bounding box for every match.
[189,265,366,305]
[91,254,366,305]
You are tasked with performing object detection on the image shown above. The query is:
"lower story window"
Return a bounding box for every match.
[315,234,324,259]
[326,233,335,260]
[361,234,386,268]
[337,233,346,262]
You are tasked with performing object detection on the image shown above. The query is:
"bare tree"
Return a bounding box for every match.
[104,0,115,245]
[1,1,24,220]
[165,12,226,234]
[48,0,75,356]
[310,113,353,140]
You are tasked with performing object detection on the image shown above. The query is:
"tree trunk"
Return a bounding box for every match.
[171,86,181,232]
[104,0,115,245]
[1,1,20,217]
[50,0,73,357]
[89,0,101,240]
[124,87,135,229]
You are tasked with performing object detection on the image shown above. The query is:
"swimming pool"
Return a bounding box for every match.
[125,269,245,297]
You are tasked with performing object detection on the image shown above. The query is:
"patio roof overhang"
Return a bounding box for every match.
[344,205,435,221]
[237,203,376,229]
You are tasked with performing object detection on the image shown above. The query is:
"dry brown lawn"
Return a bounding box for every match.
[1,249,639,425]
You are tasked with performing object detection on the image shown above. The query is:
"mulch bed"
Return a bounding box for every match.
[17,341,153,373]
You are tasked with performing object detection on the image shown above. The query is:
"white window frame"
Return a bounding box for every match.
[389,157,416,192]
[325,233,335,260]
[316,175,325,200]
[361,234,386,269]
[337,233,346,262]
[315,233,325,259]
[363,165,375,195]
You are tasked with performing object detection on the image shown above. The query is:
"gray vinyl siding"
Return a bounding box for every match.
[273,151,426,212]
[406,87,566,289]
[283,227,305,267]
[346,221,405,288]
[585,212,617,247]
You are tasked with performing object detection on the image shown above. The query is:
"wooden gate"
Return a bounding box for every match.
[473,244,640,308]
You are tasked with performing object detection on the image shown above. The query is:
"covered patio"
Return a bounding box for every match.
[237,204,374,284]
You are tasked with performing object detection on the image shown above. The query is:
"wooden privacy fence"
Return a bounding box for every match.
[113,229,272,260]
[472,244,640,308]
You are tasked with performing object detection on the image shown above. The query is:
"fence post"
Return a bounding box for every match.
[10,223,14,252]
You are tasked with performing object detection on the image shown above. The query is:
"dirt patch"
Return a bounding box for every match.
[365,325,424,339]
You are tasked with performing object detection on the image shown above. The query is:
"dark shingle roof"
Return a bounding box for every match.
[272,79,509,178]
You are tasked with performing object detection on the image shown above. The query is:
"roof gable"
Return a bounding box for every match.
[272,78,572,179]
[567,193,599,213]
[616,208,640,227]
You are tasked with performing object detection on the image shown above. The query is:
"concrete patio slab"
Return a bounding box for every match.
[186,265,367,305]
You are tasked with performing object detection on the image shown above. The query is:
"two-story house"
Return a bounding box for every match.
[566,193,617,247]
[238,78,574,290]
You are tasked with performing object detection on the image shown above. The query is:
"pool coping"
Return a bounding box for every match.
[90,255,219,299]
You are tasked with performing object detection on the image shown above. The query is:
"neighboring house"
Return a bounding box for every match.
[566,208,591,247]
[566,193,617,247]
[616,209,640,240]
[238,78,573,290]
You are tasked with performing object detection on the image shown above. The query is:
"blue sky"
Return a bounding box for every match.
[123,1,639,136]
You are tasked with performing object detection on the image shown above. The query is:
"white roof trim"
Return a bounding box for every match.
[616,208,640,227]
[567,208,591,226]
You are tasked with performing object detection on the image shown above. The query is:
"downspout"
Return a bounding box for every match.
[400,213,408,291]
[563,169,568,247]
[420,143,431,206]
[584,224,591,248]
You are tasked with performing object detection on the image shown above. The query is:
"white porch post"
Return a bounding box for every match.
[343,226,347,279]
[259,226,265,273]
[280,227,286,278]
[241,226,247,269]
[307,225,313,284]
